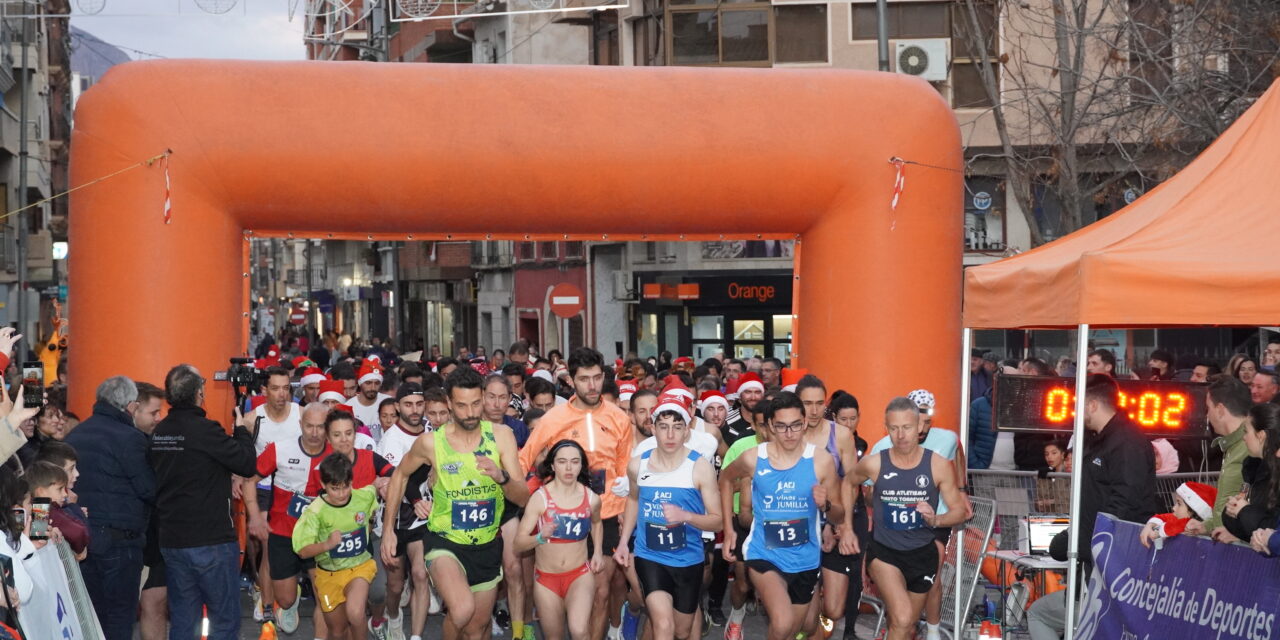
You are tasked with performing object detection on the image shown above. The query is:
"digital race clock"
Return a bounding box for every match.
[992,375,1210,438]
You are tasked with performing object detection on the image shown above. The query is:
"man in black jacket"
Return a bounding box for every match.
[1078,373,1160,566]
[1026,374,1158,640]
[150,364,257,640]
[65,375,154,640]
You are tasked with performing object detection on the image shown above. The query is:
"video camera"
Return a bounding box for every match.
[226,357,263,404]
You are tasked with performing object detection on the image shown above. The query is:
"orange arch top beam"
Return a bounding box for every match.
[69,60,963,439]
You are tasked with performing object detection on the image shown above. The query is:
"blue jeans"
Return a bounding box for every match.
[80,530,145,640]
[161,542,241,640]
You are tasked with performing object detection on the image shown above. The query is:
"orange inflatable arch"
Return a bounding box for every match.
[69,61,963,438]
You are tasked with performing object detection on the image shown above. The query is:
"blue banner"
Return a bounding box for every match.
[1078,513,1280,640]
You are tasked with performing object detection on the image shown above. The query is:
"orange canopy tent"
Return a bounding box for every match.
[958,81,1280,639]
[962,80,1280,329]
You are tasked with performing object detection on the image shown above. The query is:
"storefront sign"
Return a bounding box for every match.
[1078,514,1279,640]
[699,275,792,307]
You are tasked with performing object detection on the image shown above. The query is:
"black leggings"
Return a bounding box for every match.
[845,507,870,639]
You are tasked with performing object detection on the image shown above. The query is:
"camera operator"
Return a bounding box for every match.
[149,364,257,639]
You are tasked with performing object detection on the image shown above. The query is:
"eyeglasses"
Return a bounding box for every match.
[771,421,805,433]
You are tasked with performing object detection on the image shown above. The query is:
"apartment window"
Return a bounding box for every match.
[564,241,585,258]
[668,0,816,67]
[775,5,828,64]
[518,241,536,261]
[850,1,998,108]
[540,241,559,260]
[593,12,620,65]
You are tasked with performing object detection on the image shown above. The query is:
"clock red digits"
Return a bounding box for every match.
[1162,393,1187,428]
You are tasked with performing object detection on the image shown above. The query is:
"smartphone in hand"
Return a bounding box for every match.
[29,497,50,541]
[21,362,43,409]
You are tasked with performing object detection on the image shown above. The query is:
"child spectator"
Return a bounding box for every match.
[33,442,90,559]
[1140,482,1216,548]
[24,462,89,558]
[292,453,378,639]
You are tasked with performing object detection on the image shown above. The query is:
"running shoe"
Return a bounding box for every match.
[494,604,511,629]
[386,612,406,640]
[258,621,277,640]
[819,615,834,639]
[492,619,505,638]
[368,619,388,640]
[708,607,727,627]
[701,610,712,637]
[725,622,744,640]
[520,625,537,640]
[276,597,300,635]
[429,590,443,615]
[621,602,641,640]
[252,587,264,622]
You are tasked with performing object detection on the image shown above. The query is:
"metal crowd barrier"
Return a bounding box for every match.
[969,469,1221,550]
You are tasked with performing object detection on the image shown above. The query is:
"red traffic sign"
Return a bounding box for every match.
[289,307,307,325]
[549,283,584,319]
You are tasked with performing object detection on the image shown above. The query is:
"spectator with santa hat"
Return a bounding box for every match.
[1140,482,1217,548]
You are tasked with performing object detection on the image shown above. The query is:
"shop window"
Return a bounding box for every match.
[564,241,585,258]
[671,11,720,64]
[721,10,770,63]
[964,176,1006,251]
[692,315,724,340]
[772,314,793,341]
[775,4,828,64]
[692,343,724,360]
[639,313,659,358]
[733,318,765,341]
[540,241,558,260]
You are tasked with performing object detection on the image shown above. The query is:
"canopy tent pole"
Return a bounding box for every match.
[1063,324,1090,639]
[954,328,973,635]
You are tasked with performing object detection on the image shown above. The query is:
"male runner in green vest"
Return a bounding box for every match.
[381,366,531,640]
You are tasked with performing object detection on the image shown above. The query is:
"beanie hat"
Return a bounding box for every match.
[780,368,807,392]
[652,388,693,423]
[737,372,764,394]
[358,359,384,385]
[1177,482,1216,520]
[299,367,327,387]
[699,389,729,412]
[318,379,346,403]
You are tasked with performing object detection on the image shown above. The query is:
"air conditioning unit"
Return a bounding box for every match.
[612,271,635,301]
[895,39,949,82]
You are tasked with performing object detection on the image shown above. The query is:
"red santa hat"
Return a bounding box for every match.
[724,377,743,402]
[335,403,358,419]
[699,389,729,412]
[780,368,808,393]
[652,388,693,423]
[366,354,382,364]
[358,360,384,385]
[618,380,639,402]
[662,376,696,403]
[292,355,313,369]
[737,372,764,394]
[318,379,346,404]
[1176,481,1216,520]
[299,366,327,387]
[673,356,695,369]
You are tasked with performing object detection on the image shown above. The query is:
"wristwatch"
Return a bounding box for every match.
[498,469,511,485]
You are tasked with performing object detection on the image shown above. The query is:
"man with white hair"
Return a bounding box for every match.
[67,375,153,640]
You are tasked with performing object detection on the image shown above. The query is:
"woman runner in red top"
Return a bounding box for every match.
[515,439,604,640]
[306,410,395,495]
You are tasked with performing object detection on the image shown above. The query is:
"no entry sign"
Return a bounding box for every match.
[550,283,584,319]
[290,307,307,325]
